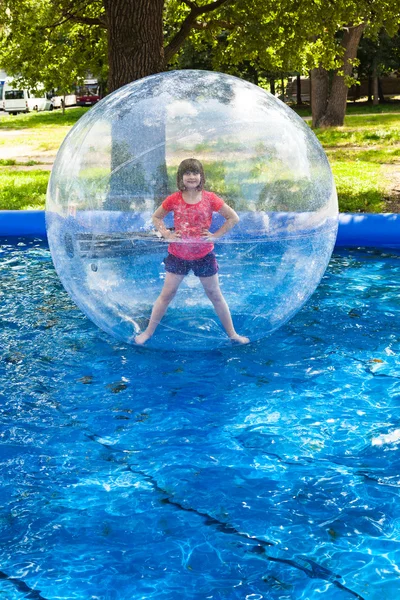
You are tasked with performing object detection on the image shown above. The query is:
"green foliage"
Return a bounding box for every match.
[110,142,148,190]
[0,159,39,166]
[0,159,17,166]
[0,0,107,93]
[166,0,400,78]
[167,109,399,214]
[357,30,400,79]
[165,0,400,124]
[2,0,400,115]
[257,179,321,212]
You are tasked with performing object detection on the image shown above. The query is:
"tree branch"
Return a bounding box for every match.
[45,1,106,30]
[192,19,235,31]
[62,13,106,27]
[180,0,232,16]
[164,0,232,64]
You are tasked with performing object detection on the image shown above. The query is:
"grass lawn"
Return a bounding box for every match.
[0,108,88,210]
[0,105,399,212]
[292,100,400,118]
[0,170,50,210]
[0,107,88,130]
[315,113,400,212]
[0,108,87,156]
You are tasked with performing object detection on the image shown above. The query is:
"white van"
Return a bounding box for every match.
[2,82,53,114]
[51,93,77,109]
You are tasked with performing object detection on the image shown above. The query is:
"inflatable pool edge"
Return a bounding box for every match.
[0,211,399,248]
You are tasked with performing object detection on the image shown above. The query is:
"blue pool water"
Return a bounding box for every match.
[0,239,399,599]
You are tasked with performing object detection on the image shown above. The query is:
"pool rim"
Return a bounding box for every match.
[0,210,399,248]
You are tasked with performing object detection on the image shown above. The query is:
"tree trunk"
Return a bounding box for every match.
[372,60,379,105]
[296,74,303,105]
[318,23,366,127]
[372,77,379,105]
[352,82,360,102]
[247,63,258,85]
[270,78,275,95]
[310,67,329,128]
[102,0,166,210]
[378,78,385,103]
[103,0,165,92]
[367,76,373,103]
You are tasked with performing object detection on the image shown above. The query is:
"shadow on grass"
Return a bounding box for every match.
[338,190,385,213]
[292,100,400,118]
[0,170,49,209]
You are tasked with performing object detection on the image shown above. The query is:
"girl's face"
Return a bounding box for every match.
[182,170,201,189]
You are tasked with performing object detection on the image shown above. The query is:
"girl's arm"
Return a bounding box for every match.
[152,205,181,241]
[203,203,239,240]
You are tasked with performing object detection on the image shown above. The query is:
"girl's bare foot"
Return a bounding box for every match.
[134,331,152,345]
[229,333,250,344]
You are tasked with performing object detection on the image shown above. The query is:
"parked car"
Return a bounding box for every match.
[2,82,54,114]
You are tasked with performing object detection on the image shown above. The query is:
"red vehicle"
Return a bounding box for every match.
[76,79,100,106]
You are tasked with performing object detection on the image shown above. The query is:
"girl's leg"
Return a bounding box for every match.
[199,274,249,344]
[135,272,185,345]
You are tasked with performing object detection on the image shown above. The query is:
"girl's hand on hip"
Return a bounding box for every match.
[202,229,217,241]
[165,231,181,241]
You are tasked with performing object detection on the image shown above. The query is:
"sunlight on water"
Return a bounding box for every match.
[0,238,399,599]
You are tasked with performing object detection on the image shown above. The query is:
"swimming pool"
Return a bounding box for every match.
[1,238,399,599]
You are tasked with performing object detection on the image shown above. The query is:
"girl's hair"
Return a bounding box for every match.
[177,158,205,191]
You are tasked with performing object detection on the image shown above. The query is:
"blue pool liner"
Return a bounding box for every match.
[0,210,47,237]
[335,213,400,248]
[0,210,399,248]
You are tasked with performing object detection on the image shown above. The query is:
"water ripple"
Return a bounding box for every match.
[1,240,400,598]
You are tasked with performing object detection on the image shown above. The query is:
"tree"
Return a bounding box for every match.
[0,0,232,93]
[356,30,400,104]
[0,1,107,100]
[168,0,316,83]
[2,0,400,128]
[307,0,400,127]
[181,0,400,127]
[310,22,366,127]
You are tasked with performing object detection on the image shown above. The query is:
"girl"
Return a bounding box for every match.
[135,158,249,345]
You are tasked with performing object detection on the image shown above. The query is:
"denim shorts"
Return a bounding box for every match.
[164,252,219,277]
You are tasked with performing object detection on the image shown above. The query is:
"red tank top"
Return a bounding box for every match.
[161,191,224,260]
